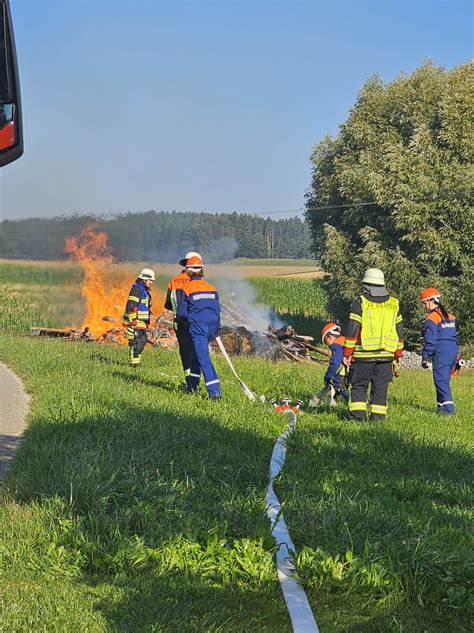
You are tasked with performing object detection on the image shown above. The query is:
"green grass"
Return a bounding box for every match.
[0,333,472,632]
[0,263,472,631]
[235,258,317,267]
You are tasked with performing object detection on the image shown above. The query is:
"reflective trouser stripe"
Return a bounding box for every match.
[190,373,200,378]
[349,401,367,412]
[371,404,387,415]
[206,379,220,386]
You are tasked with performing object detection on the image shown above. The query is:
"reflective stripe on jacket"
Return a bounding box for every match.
[123,280,152,329]
[344,294,404,360]
[165,271,189,313]
[176,276,221,326]
[422,309,458,361]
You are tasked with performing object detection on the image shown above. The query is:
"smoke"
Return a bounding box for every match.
[216,277,285,332]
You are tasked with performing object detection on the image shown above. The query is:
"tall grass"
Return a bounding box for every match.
[249,277,328,317]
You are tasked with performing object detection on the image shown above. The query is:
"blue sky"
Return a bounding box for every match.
[0,0,472,220]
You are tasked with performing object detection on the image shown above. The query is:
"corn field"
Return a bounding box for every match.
[249,277,328,318]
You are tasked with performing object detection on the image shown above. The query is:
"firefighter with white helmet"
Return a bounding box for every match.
[122,268,155,367]
[164,252,202,387]
[343,268,404,422]
[420,287,458,415]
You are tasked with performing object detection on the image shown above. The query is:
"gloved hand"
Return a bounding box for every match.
[421,359,429,369]
[392,359,400,377]
[124,325,136,341]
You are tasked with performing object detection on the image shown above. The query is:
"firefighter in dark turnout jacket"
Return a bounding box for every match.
[343,268,404,422]
[123,268,155,367]
[421,287,458,415]
[164,252,200,386]
[176,255,222,399]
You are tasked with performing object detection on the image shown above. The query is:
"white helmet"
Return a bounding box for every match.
[179,251,201,267]
[138,268,156,281]
[362,268,385,285]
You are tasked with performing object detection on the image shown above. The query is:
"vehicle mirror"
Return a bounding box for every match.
[0,0,23,167]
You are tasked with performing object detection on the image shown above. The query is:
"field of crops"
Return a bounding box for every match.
[0,260,472,632]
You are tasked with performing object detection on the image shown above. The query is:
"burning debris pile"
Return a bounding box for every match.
[31,310,178,348]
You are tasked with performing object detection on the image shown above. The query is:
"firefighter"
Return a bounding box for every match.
[176,255,222,400]
[122,268,155,367]
[164,252,201,387]
[343,268,404,422]
[420,288,458,415]
[321,322,349,401]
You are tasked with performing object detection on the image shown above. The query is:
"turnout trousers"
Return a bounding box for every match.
[432,343,457,415]
[187,322,222,399]
[349,360,392,421]
[129,329,148,366]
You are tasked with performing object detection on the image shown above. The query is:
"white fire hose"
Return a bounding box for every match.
[215,336,256,401]
[266,410,319,632]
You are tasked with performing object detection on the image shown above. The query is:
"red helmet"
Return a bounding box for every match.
[321,322,341,342]
[186,255,204,268]
[421,287,441,302]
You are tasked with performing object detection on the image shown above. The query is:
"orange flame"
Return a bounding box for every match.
[64,224,163,341]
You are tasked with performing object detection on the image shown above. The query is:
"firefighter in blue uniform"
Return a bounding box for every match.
[421,287,458,415]
[321,322,349,401]
[123,268,155,367]
[176,255,222,400]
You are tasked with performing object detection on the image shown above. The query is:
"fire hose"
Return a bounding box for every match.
[215,336,256,401]
[266,406,319,632]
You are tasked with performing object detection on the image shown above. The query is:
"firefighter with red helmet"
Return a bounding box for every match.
[164,252,201,387]
[123,268,155,367]
[176,255,222,400]
[321,323,349,401]
[420,288,458,415]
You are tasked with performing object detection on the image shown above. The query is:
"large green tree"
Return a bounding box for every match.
[305,60,473,346]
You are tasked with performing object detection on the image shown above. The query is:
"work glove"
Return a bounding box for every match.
[421,359,429,369]
[124,325,136,341]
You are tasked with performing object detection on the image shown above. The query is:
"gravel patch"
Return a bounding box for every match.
[0,363,30,480]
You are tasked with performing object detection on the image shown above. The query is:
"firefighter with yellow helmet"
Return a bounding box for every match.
[123,268,155,367]
[343,268,404,422]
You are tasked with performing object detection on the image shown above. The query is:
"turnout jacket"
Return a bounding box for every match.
[344,292,404,361]
[164,271,189,314]
[324,335,345,386]
[176,276,221,327]
[422,308,458,362]
[123,279,152,329]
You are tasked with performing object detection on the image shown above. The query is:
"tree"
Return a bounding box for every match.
[305,60,474,346]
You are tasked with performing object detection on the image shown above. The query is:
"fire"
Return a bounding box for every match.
[64,224,164,342]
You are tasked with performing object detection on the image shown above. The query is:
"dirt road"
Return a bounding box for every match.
[0,363,30,479]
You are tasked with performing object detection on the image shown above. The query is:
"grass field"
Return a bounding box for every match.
[0,335,472,632]
[0,260,472,631]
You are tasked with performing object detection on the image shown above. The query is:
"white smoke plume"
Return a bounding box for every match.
[215,277,285,332]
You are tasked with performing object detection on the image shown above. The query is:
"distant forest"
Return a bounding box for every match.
[0,211,312,261]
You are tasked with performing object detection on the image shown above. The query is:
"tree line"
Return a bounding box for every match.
[0,211,312,261]
[306,60,473,346]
